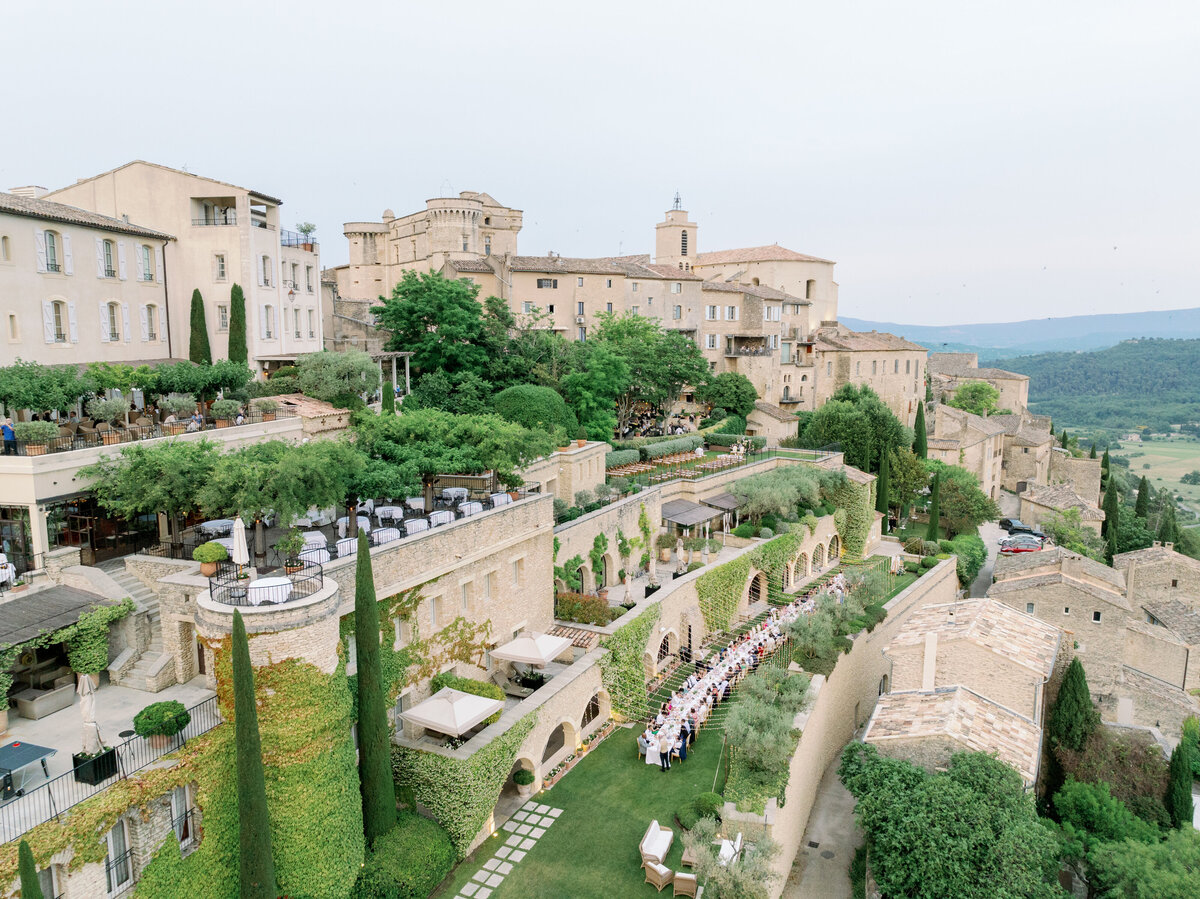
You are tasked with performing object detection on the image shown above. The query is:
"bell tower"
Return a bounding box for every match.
[654,193,697,271]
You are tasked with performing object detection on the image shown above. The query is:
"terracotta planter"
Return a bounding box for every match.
[659,549,671,562]
[557,446,570,453]
[214,419,230,429]
[164,422,186,436]
[262,412,276,421]
[284,564,302,574]
[508,491,520,501]
[10,584,27,593]
[199,561,218,577]
[576,439,586,447]
[25,443,48,456]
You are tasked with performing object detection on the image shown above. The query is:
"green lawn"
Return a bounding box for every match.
[1114,437,1200,518]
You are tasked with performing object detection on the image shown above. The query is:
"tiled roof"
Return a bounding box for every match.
[1142,599,1200,645]
[0,192,174,240]
[928,355,1028,381]
[988,567,1132,611]
[445,258,495,273]
[1114,545,1200,574]
[751,401,797,423]
[989,414,1053,447]
[695,243,835,266]
[49,159,283,206]
[887,599,1060,678]
[813,328,926,353]
[932,406,1008,443]
[700,280,802,302]
[842,465,875,485]
[601,257,704,282]
[864,686,1041,784]
[993,546,1124,587]
[1021,484,1105,519]
[510,255,625,275]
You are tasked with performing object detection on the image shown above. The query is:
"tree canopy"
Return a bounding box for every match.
[948,380,1002,416]
[372,270,491,376]
[922,459,1000,537]
[295,350,380,407]
[800,384,910,472]
[558,343,630,440]
[696,372,758,418]
[492,384,578,438]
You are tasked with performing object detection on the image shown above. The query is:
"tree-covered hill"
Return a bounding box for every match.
[1003,339,1200,432]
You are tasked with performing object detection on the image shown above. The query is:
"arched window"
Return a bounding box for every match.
[581,693,601,728]
[751,277,760,286]
[106,302,121,340]
[484,235,491,256]
[680,230,688,256]
[805,279,816,299]
[44,231,61,272]
[0,235,10,261]
[103,240,116,278]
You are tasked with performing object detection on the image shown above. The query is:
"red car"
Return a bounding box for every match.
[1000,536,1044,554]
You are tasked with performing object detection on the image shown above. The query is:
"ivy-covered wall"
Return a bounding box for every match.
[695,555,751,633]
[392,711,538,857]
[825,476,873,558]
[598,604,661,720]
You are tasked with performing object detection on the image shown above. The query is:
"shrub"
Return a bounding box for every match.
[704,433,767,450]
[694,792,724,820]
[656,533,678,550]
[687,561,705,572]
[554,592,616,626]
[133,700,191,738]
[605,449,640,468]
[576,426,588,442]
[513,768,535,786]
[716,414,748,434]
[677,802,701,830]
[352,812,456,899]
[758,527,774,539]
[159,392,197,418]
[192,541,228,563]
[903,537,925,555]
[903,560,920,573]
[428,673,504,725]
[86,396,128,423]
[921,541,941,556]
[574,489,594,508]
[13,420,58,443]
[552,498,569,520]
[641,434,704,460]
[210,398,240,419]
[492,384,577,436]
[594,482,614,502]
[920,556,938,569]
[252,397,278,414]
[732,523,757,538]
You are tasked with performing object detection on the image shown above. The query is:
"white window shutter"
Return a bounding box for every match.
[35,231,47,272]
[139,305,149,341]
[95,238,105,277]
[117,242,127,280]
[42,302,55,343]
[99,300,110,342]
[122,303,131,342]
[260,306,268,339]
[67,302,79,343]
[154,245,164,283]
[134,246,145,281]
[62,233,73,275]
[257,255,264,286]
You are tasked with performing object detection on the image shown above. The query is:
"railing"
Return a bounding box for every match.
[599,447,778,498]
[45,262,62,273]
[191,215,236,226]
[105,849,133,896]
[250,219,276,230]
[280,230,318,250]
[0,551,48,593]
[207,557,323,607]
[6,408,297,457]
[104,267,116,278]
[147,528,257,563]
[0,695,221,844]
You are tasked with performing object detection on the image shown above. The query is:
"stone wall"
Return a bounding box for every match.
[523,441,607,504]
[1123,623,1188,689]
[553,490,663,593]
[888,639,1046,722]
[1049,452,1102,506]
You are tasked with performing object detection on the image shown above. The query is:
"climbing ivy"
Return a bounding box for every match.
[826,477,873,558]
[599,605,660,721]
[696,555,752,633]
[392,711,538,857]
[748,528,803,587]
[801,511,819,536]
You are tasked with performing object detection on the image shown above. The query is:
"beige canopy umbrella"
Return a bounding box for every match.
[399,688,504,736]
[490,632,572,668]
[231,518,250,567]
[78,674,102,755]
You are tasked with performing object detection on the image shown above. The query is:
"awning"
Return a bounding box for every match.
[490,633,572,667]
[399,687,504,736]
[661,499,723,528]
[0,586,114,646]
[702,492,741,512]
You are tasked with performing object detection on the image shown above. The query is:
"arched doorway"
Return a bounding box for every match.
[542,720,579,769]
[813,544,825,570]
[829,535,840,561]
[581,690,611,733]
[748,572,767,605]
[656,632,676,664]
[797,552,809,580]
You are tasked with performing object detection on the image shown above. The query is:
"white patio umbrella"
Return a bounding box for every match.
[231,517,250,577]
[399,688,504,736]
[490,632,572,668]
[78,674,102,755]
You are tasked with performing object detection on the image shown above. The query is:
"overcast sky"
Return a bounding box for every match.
[5,1,1197,325]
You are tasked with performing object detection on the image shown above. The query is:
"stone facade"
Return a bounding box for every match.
[928,352,1030,417]
[1048,450,1103,506]
[925,404,1007,499]
[522,441,607,505]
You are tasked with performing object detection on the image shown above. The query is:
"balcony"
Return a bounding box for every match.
[250,219,276,231]
[104,267,116,279]
[207,557,323,607]
[191,214,236,226]
[45,262,62,273]
[724,336,775,358]
[280,229,319,251]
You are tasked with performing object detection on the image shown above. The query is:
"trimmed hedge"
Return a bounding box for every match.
[605,449,641,468]
[641,434,704,460]
[429,673,504,725]
[706,433,767,450]
[554,592,618,625]
[352,812,455,899]
[492,384,577,436]
[716,415,748,434]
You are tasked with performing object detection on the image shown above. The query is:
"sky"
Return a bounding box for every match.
[3,0,1198,325]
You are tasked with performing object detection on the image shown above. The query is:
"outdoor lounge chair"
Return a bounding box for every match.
[489,669,533,699]
[673,872,700,897]
[640,820,674,865]
[643,861,674,892]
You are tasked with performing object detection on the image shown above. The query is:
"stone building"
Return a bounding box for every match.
[1019,482,1106,534]
[1048,449,1103,507]
[928,352,1030,416]
[924,404,1007,499]
[990,412,1055,492]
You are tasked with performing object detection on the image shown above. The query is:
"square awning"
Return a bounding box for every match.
[490,632,572,667]
[661,499,723,528]
[399,687,504,736]
[0,586,113,646]
[702,492,741,512]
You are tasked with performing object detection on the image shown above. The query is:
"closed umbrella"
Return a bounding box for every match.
[78,674,102,755]
[231,517,250,567]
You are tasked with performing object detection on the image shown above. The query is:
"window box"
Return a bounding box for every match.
[73,748,118,785]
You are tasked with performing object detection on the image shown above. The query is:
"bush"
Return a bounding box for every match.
[716,415,748,434]
[133,700,191,738]
[552,498,569,520]
[252,397,278,414]
[554,592,617,626]
[921,541,941,556]
[656,533,678,550]
[492,384,577,436]
[704,433,767,450]
[676,802,701,830]
[694,792,724,820]
[513,768,535,786]
[86,396,129,423]
[732,523,757,538]
[210,398,241,419]
[920,557,938,569]
[687,561,705,572]
[641,434,704,460]
[13,420,58,443]
[574,489,594,508]
[758,527,774,539]
[192,541,228,563]
[353,812,456,899]
[428,673,504,724]
[903,560,920,573]
[159,392,197,418]
[605,449,640,468]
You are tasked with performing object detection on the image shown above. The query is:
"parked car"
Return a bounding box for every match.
[999,518,1046,539]
[1000,536,1045,554]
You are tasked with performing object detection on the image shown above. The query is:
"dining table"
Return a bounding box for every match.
[246,576,293,606]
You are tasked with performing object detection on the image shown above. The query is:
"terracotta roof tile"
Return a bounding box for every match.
[1021,484,1105,520]
[751,400,797,422]
[813,327,926,353]
[0,191,174,241]
[700,280,803,302]
[1114,545,1200,574]
[1141,599,1200,644]
[510,255,625,275]
[695,243,835,266]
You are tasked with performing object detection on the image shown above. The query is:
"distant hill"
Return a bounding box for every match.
[999,338,1200,432]
[841,307,1200,361]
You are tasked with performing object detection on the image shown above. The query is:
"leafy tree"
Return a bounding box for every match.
[1135,475,1151,519]
[405,369,493,416]
[800,384,910,472]
[1165,739,1196,829]
[1090,443,1097,459]
[1053,778,1160,854]
[1103,483,1121,562]
[188,288,212,365]
[1049,658,1099,752]
[228,283,247,364]
[296,349,380,407]
[232,609,277,898]
[18,840,44,899]
[926,471,940,541]
[1061,429,1070,449]
[559,343,630,439]
[681,816,781,899]
[372,270,490,376]
[913,401,928,458]
[787,608,837,660]
[1089,827,1200,899]
[353,530,397,845]
[492,384,577,436]
[888,445,929,517]
[1042,509,1107,561]
[1182,470,1200,486]
[948,380,1001,417]
[938,475,1001,538]
[1116,514,1154,556]
[1157,502,1180,545]
[696,372,758,418]
[729,465,826,522]
[0,360,92,413]
[948,533,987,587]
[355,409,554,508]
[482,298,570,389]
[81,439,222,548]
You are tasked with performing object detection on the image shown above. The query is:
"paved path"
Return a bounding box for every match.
[781,758,862,899]
[453,800,564,899]
[970,491,1020,598]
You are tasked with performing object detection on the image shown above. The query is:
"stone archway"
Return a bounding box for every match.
[797,552,809,580]
[656,630,678,665]
[813,544,825,570]
[784,562,794,590]
[747,571,767,606]
[577,560,592,595]
[581,689,611,734]
[542,719,580,769]
[829,535,840,561]
[602,552,618,588]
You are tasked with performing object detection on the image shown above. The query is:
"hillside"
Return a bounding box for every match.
[842,306,1200,360]
[1001,338,1200,432]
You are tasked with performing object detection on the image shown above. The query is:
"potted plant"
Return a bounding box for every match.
[553,426,570,452]
[13,420,58,455]
[277,528,305,573]
[72,746,118,784]
[133,699,191,749]
[160,392,197,434]
[513,767,536,798]
[253,398,278,422]
[297,221,317,252]
[87,397,130,441]
[210,398,240,428]
[193,541,228,577]
[656,532,676,563]
[575,426,588,447]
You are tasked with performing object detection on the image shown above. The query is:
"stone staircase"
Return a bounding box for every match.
[103,563,176,692]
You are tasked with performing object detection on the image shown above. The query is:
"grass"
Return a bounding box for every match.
[1114,436,1200,517]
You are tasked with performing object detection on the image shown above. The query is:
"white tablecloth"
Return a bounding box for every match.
[490,492,512,507]
[375,505,403,523]
[247,576,293,605]
[405,497,425,511]
[429,510,454,527]
[299,547,330,564]
[373,527,402,545]
[442,487,469,502]
[356,499,375,514]
[405,518,429,535]
[0,557,14,585]
[199,519,234,537]
[337,516,372,538]
[302,531,327,547]
[645,744,660,766]
[459,501,483,518]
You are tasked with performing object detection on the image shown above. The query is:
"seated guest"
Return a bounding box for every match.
[674,735,686,762]
[637,734,649,757]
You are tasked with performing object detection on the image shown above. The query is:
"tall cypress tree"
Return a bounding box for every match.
[1089,443,1097,459]
[1135,476,1150,520]
[913,403,928,459]
[354,529,397,845]
[1060,429,1070,449]
[1158,503,1180,545]
[228,283,248,365]
[232,609,277,899]
[189,289,212,365]
[876,444,891,532]
[1048,658,1098,751]
[925,472,940,541]
[1103,484,1120,564]
[18,841,44,899]
[381,378,395,414]
[1165,740,1196,828]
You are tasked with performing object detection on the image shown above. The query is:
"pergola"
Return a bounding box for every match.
[371,351,413,396]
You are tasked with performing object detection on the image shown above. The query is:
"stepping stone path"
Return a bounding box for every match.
[454,801,564,899]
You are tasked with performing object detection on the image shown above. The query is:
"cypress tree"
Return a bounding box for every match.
[1165,740,1196,828]
[925,472,940,541]
[228,283,248,365]
[189,289,212,365]
[381,378,395,414]
[1060,429,1069,449]
[1101,448,1110,471]
[924,376,932,403]
[1103,485,1120,563]
[1158,503,1179,545]
[1089,443,1097,460]
[354,529,397,845]
[913,403,928,459]
[232,609,277,898]
[1135,476,1150,520]
[18,841,44,899]
[1048,657,1098,752]
[876,444,891,532]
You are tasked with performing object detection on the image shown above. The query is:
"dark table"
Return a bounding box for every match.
[0,740,57,800]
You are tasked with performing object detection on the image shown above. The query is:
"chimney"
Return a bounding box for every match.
[922,632,938,690]
[9,185,49,199]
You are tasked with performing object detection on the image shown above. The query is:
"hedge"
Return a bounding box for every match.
[641,434,704,460]
[605,449,641,468]
[492,385,577,437]
[352,811,456,899]
[429,673,504,725]
[705,433,767,450]
[716,415,748,434]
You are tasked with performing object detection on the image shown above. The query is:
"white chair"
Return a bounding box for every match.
[429,510,454,527]
[336,537,358,557]
[716,832,742,867]
[299,547,330,564]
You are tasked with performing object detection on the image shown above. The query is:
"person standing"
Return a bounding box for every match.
[1,419,16,455]
[658,733,672,771]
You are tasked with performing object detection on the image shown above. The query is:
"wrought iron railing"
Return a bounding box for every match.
[0,695,220,843]
[207,557,323,607]
[191,215,237,226]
